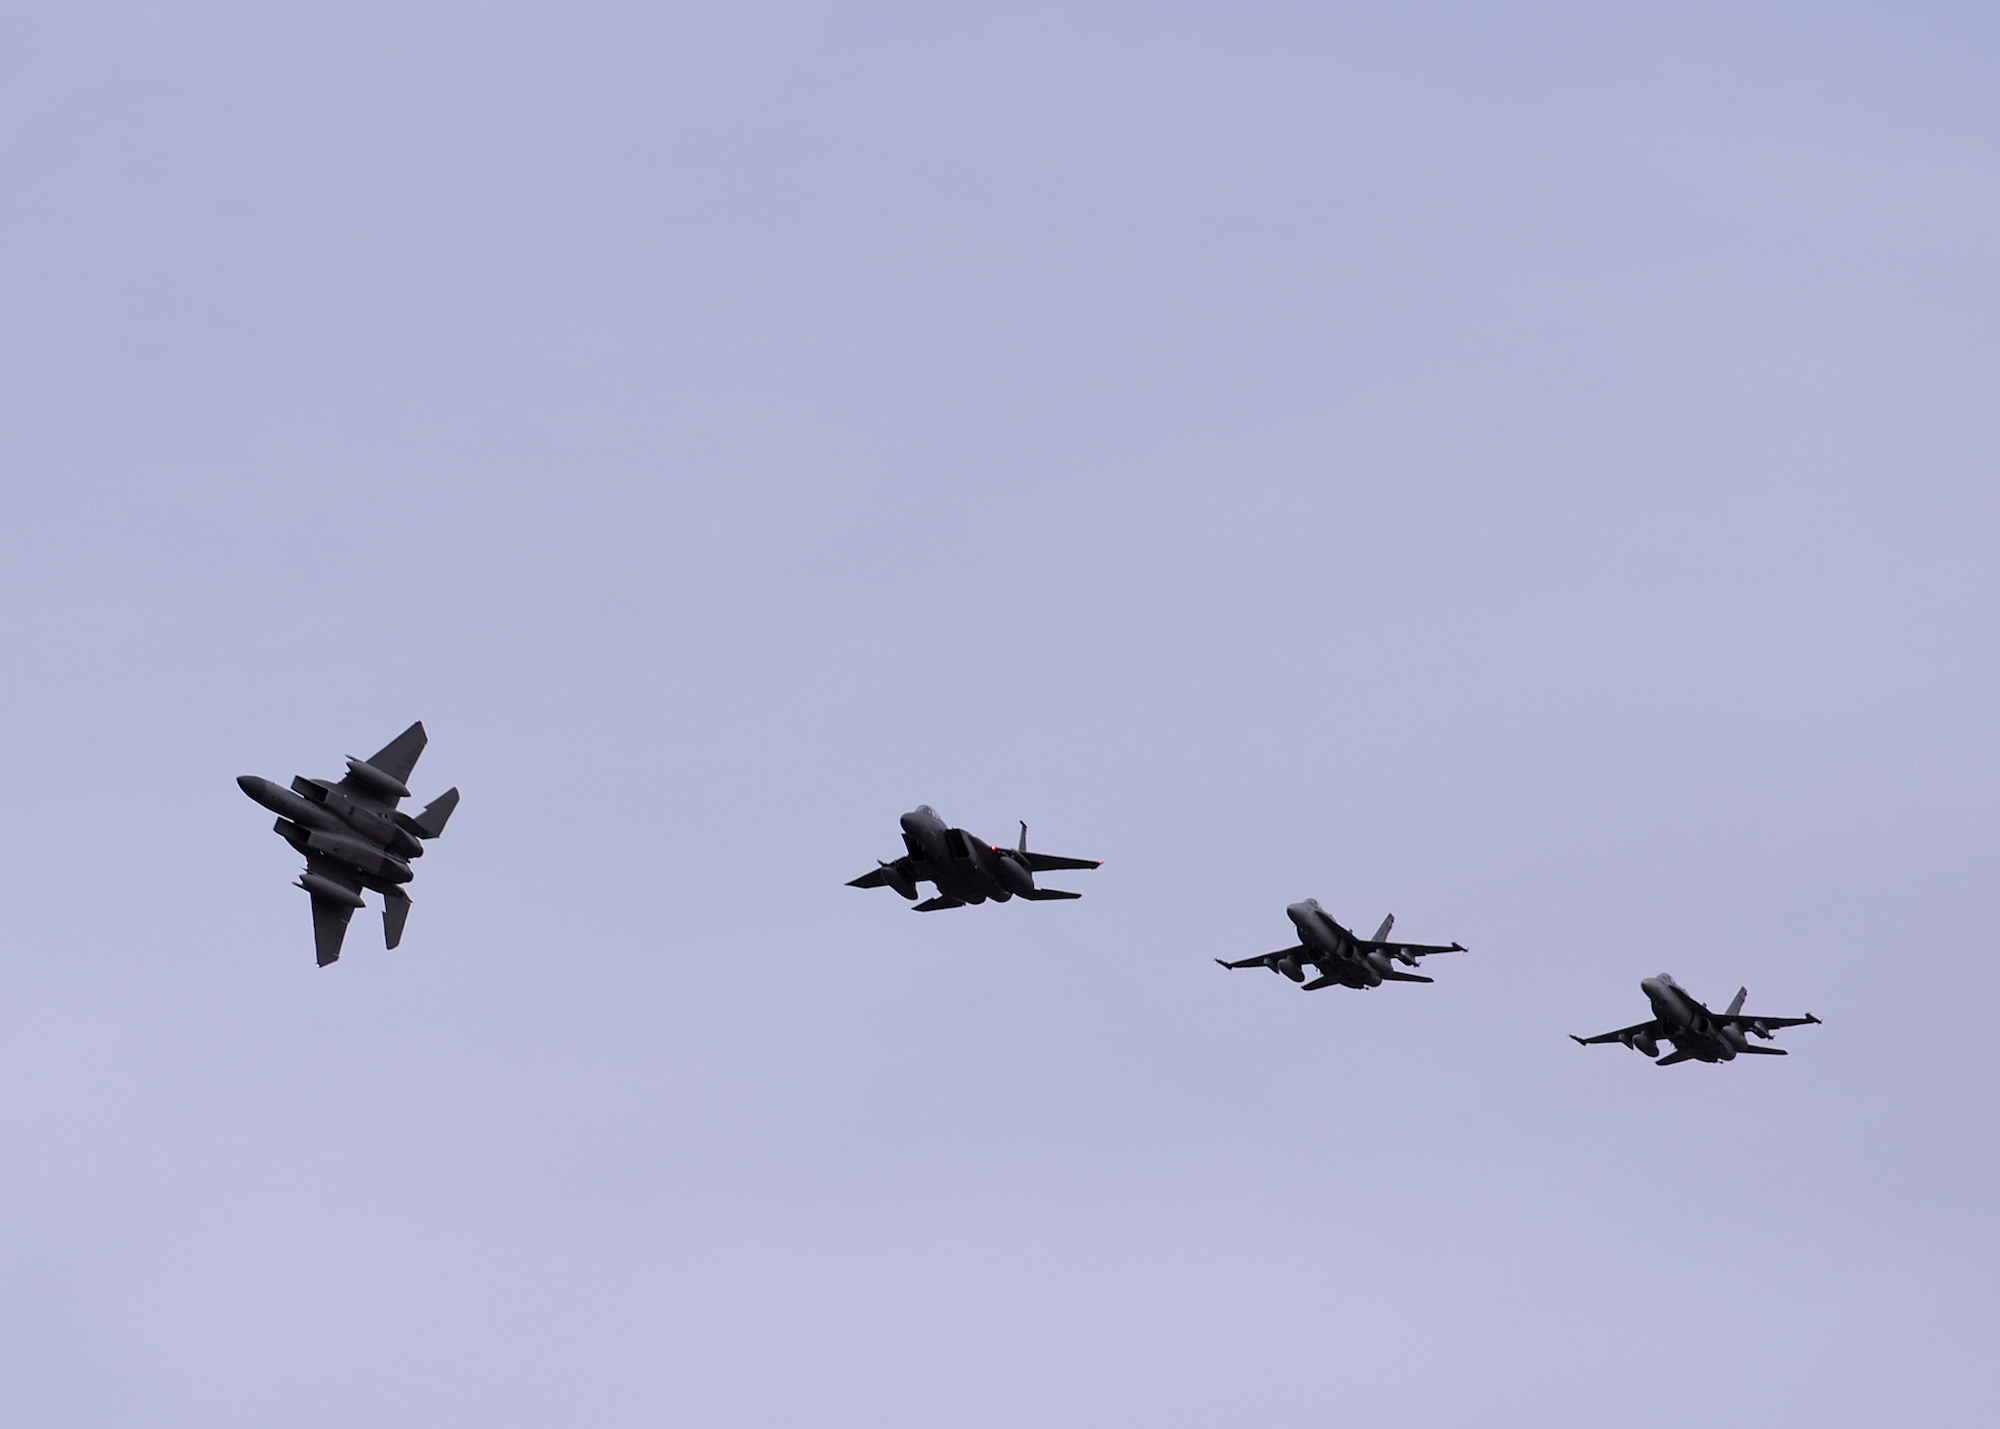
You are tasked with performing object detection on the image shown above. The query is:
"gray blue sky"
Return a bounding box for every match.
[2,4,1995,1424]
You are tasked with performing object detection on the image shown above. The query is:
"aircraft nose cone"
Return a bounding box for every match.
[237,775,263,797]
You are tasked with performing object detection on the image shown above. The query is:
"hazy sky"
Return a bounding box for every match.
[2,4,1995,1424]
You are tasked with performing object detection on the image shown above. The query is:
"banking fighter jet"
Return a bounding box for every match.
[1216,901,1465,990]
[848,805,1100,910]
[237,721,459,965]
[1571,974,1819,1065]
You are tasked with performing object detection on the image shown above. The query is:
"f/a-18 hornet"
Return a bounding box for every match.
[847,805,1100,911]
[237,722,460,966]
[1571,974,1820,1066]
[1216,900,1466,990]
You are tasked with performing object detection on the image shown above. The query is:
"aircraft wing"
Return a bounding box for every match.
[1022,851,1101,872]
[1215,945,1305,971]
[1570,1019,1665,1047]
[335,721,427,804]
[362,721,428,783]
[1723,1013,1822,1033]
[846,859,913,890]
[1364,939,1466,960]
[303,854,363,967]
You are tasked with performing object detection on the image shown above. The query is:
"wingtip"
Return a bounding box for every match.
[1213,958,1231,969]
[1569,1034,1586,1045]
[1808,1013,1822,1024]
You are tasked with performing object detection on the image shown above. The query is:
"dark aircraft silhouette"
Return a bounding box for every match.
[1216,900,1466,990]
[847,805,1100,910]
[237,721,459,966]
[1571,974,1820,1065]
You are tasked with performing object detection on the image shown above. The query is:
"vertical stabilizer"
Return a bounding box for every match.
[310,896,354,967]
[1724,987,1748,1018]
[382,888,411,949]
[411,787,459,839]
[1370,914,1395,943]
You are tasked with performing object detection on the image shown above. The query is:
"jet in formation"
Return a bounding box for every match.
[1571,974,1821,1065]
[1216,900,1466,990]
[848,805,1100,911]
[237,722,460,966]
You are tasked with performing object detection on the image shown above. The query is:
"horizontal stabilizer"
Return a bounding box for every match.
[1377,968,1434,983]
[1018,887,1082,901]
[1735,1044,1788,1056]
[913,896,966,912]
[1655,1049,1698,1066]
[1301,973,1345,991]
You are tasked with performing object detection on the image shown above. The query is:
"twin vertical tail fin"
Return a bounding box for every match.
[410,787,459,839]
[382,888,411,949]
[1370,914,1395,943]
[1724,987,1748,1018]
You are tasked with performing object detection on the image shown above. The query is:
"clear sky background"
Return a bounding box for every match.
[2,3,1995,1424]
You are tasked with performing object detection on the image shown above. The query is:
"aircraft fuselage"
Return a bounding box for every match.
[897,805,1033,904]
[1289,899,1395,988]
[1641,975,1751,1062]
[238,774,417,892]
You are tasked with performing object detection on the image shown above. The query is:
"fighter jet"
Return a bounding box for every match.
[1215,901,1466,990]
[847,805,1100,911]
[237,721,460,966]
[1571,974,1821,1066]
